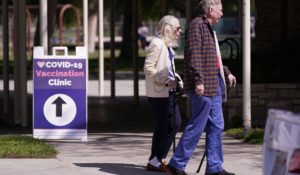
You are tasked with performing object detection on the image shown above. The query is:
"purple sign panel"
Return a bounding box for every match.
[33,58,86,129]
[34,59,86,89]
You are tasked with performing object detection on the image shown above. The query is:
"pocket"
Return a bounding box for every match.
[153,81,165,92]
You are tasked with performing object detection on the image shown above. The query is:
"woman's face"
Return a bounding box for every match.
[172,21,182,41]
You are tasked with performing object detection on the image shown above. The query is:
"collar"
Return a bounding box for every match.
[199,16,215,41]
[201,16,210,25]
[168,46,176,57]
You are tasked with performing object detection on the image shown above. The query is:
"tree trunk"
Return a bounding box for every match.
[87,0,98,53]
[88,13,98,53]
[48,0,58,54]
[119,1,133,60]
[33,17,40,47]
[33,0,57,49]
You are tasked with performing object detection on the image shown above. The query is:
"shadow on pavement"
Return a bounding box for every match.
[74,163,167,175]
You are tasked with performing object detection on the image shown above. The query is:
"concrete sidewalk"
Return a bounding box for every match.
[0,78,263,175]
[0,132,263,175]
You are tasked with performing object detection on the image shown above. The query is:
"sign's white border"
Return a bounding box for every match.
[33,46,88,142]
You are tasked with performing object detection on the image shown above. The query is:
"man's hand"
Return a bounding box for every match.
[167,80,177,89]
[227,74,236,87]
[195,84,204,97]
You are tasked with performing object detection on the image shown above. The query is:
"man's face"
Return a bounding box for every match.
[210,3,223,26]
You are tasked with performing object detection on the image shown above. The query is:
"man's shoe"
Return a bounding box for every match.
[164,164,188,175]
[146,163,166,172]
[205,169,235,175]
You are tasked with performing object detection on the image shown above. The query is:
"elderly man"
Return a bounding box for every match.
[165,0,236,175]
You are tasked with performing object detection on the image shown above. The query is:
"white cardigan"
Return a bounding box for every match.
[144,38,172,97]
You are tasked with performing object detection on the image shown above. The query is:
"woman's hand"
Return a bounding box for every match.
[167,80,177,89]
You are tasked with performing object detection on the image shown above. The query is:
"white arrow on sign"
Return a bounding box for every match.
[43,94,77,126]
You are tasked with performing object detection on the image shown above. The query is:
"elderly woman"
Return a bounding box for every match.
[144,15,182,172]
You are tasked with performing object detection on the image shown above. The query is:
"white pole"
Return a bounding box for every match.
[40,0,47,53]
[83,0,89,84]
[242,0,251,134]
[83,0,88,48]
[98,0,104,96]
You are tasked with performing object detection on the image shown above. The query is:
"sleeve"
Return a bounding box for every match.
[144,40,161,78]
[143,40,169,84]
[185,22,204,85]
[175,72,183,88]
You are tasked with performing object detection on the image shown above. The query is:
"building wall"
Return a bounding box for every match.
[223,83,300,128]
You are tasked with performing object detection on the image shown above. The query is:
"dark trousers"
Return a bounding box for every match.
[148,93,182,161]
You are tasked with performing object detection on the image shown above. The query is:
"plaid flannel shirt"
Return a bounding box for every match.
[183,17,231,97]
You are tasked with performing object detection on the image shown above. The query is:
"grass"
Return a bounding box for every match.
[226,128,264,144]
[0,136,58,158]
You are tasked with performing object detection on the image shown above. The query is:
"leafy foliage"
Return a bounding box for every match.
[244,128,264,144]
[226,128,245,140]
[227,128,264,144]
[137,0,161,21]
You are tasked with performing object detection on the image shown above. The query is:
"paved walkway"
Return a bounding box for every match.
[0,79,263,175]
[0,132,263,175]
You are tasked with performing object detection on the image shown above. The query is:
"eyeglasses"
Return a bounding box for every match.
[174,26,182,31]
[166,22,181,31]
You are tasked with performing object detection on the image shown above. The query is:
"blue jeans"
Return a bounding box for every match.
[148,93,182,161]
[169,76,224,173]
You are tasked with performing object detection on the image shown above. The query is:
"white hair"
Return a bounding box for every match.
[198,0,222,15]
[157,15,180,47]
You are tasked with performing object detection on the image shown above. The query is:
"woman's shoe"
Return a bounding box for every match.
[146,156,166,172]
[146,163,166,172]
